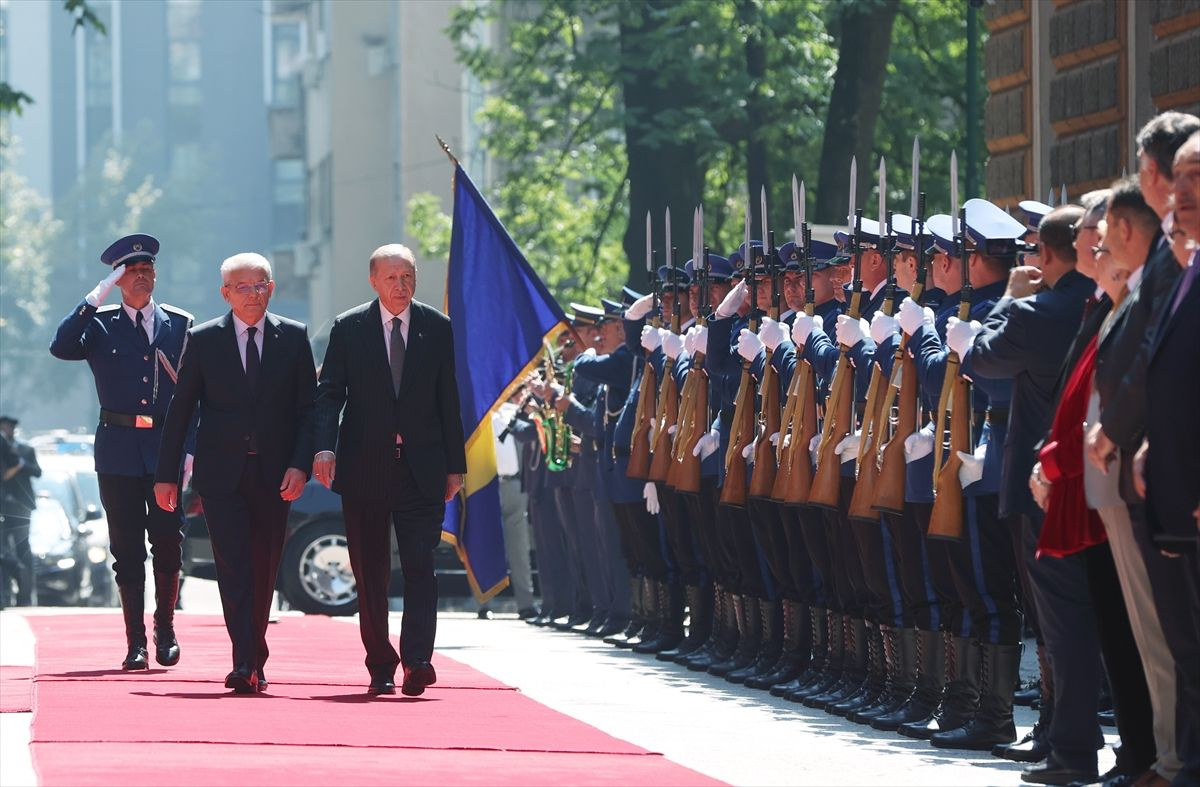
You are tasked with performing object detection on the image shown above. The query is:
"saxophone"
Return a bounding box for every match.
[542,344,574,472]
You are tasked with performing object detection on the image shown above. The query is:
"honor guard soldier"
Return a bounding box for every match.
[50,233,194,671]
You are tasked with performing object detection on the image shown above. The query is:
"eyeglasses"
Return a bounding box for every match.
[1071,223,1100,240]
[1091,245,1111,259]
[229,281,271,296]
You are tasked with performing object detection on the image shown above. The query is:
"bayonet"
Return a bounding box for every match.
[910,136,920,218]
[792,174,802,247]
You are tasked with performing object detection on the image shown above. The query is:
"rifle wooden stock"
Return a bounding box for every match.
[807,355,853,510]
[847,362,888,521]
[872,351,918,515]
[719,363,757,507]
[928,371,970,540]
[665,359,697,489]
[646,359,679,482]
[773,359,817,504]
[748,355,781,498]
[671,364,707,494]
[626,361,656,479]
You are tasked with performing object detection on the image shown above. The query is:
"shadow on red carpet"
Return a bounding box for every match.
[25,614,722,786]
[0,665,32,712]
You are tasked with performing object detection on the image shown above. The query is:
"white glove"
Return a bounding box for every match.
[683,326,698,356]
[579,346,597,358]
[946,317,982,359]
[870,313,900,344]
[769,431,781,446]
[836,314,869,348]
[662,331,685,360]
[643,482,660,515]
[715,280,748,318]
[640,324,663,353]
[904,422,935,463]
[625,293,654,321]
[742,436,756,463]
[898,297,934,335]
[737,328,764,362]
[667,424,678,436]
[758,317,787,351]
[550,381,565,399]
[693,428,719,459]
[957,443,987,488]
[182,454,194,490]
[86,265,126,307]
[691,324,709,356]
[791,313,824,346]
[835,431,861,461]
[808,434,822,464]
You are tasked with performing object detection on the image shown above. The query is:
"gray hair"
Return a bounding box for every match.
[1080,188,1111,223]
[369,243,417,274]
[220,252,273,283]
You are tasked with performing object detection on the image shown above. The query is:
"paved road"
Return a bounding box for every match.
[0,578,1117,786]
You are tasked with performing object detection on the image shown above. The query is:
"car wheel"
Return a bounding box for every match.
[279,519,358,616]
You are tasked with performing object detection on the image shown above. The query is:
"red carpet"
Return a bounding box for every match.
[0,665,32,712]
[25,614,722,786]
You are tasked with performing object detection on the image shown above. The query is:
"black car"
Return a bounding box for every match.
[183,480,471,616]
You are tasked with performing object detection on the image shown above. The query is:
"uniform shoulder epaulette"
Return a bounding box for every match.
[162,304,194,321]
[96,304,121,313]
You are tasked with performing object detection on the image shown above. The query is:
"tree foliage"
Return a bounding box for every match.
[0,0,105,116]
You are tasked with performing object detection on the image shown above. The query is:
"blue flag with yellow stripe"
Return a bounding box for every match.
[442,163,566,602]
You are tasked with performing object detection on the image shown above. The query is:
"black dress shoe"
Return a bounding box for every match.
[518,607,539,621]
[401,662,437,697]
[122,643,149,671]
[225,667,258,695]
[477,608,494,620]
[368,675,396,695]
[1022,756,1098,786]
[257,670,268,693]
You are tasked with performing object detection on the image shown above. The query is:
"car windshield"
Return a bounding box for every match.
[75,470,102,510]
[33,471,78,520]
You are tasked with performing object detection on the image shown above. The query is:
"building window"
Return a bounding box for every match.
[272,158,306,244]
[272,19,305,107]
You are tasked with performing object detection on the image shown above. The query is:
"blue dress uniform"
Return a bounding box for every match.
[48,233,191,670]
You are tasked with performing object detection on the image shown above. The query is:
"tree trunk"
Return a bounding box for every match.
[619,2,708,292]
[814,0,900,225]
[741,0,769,236]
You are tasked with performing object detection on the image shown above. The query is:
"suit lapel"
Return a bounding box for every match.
[1151,271,1198,362]
[364,300,394,398]
[254,313,285,400]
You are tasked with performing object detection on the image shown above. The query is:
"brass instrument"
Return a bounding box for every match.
[542,342,574,472]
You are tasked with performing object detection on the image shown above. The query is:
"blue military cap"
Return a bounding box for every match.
[100,233,159,267]
[965,198,1028,257]
[925,214,961,256]
[777,241,803,271]
[655,265,692,290]
[684,254,734,282]
[1017,200,1053,233]
[601,298,624,319]
[730,241,771,278]
[810,239,846,270]
[569,303,605,326]
[621,286,643,306]
[891,214,920,251]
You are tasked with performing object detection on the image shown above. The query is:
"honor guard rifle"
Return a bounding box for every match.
[627,211,658,480]
[749,189,782,499]
[720,201,761,507]
[669,208,709,493]
[647,209,681,483]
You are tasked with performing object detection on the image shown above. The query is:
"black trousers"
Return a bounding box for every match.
[613,501,669,580]
[683,477,732,587]
[747,497,792,600]
[1081,541,1156,775]
[528,488,570,616]
[917,502,965,636]
[717,503,769,598]
[341,450,444,678]
[824,477,872,619]
[553,486,593,616]
[945,496,1022,645]
[570,484,609,617]
[98,473,184,589]
[882,506,940,631]
[657,483,705,586]
[199,456,288,671]
[793,505,834,609]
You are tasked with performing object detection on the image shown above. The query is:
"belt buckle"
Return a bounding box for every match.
[135,415,154,429]
[394,446,404,460]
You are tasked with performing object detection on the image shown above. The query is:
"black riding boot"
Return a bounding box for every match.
[729,598,781,684]
[685,585,738,670]
[623,577,660,649]
[772,605,823,696]
[119,585,148,671]
[931,642,1020,749]
[749,600,811,689]
[635,581,684,653]
[873,627,944,731]
[853,624,910,724]
[153,570,181,666]
[830,621,886,716]
[789,610,846,702]
[709,596,759,677]
[604,577,645,646]
[993,642,1053,761]
[805,616,868,709]
[898,634,981,739]
[659,583,712,661]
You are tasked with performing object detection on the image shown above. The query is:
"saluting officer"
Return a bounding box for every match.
[50,234,193,671]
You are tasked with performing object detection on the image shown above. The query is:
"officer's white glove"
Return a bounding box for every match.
[742,436,757,463]
[624,293,655,321]
[691,324,709,356]
[550,381,565,399]
[898,297,934,335]
[836,314,869,348]
[835,431,861,461]
[640,324,663,353]
[668,424,678,437]
[904,422,935,463]
[693,428,719,459]
[643,482,660,515]
[662,331,685,360]
[809,434,822,464]
[579,346,597,358]
[182,454,194,490]
[946,317,982,359]
[714,280,748,318]
[737,328,764,362]
[769,431,781,446]
[758,317,787,351]
[682,326,698,356]
[86,265,126,307]
[791,313,824,346]
[870,312,900,344]
[957,443,987,488]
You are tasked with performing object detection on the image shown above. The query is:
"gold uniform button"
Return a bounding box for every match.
[141,399,148,405]
[143,376,150,383]
[144,355,150,361]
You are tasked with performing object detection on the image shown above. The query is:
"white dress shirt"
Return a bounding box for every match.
[491,402,521,478]
[232,313,266,371]
[123,300,156,344]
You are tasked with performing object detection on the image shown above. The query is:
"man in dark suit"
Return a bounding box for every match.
[154,252,316,694]
[312,244,466,697]
[0,416,40,607]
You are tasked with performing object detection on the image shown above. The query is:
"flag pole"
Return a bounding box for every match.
[435,134,460,168]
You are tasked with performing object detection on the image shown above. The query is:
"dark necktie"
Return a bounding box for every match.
[245,326,260,394]
[135,310,150,347]
[390,317,405,396]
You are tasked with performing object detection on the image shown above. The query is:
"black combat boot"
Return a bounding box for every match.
[931,641,1019,750]
[153,570,181,666]
[749,601,811,690]
[853,624,910,724]
[805,617,868,709]
[604,577,645,645]
[685,586,738,670]
[622,577,660,649]
[830,622,885,716]
[993,642,1053,762]
[119,585,149,671]
[658,583,712,662]
[873,627,944,731]
[635,581,684,654]
[788,610,845,702]
[709,596,760,677]
[898,634,981,739]
[728,598,781,684]
[772,605,824,697]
